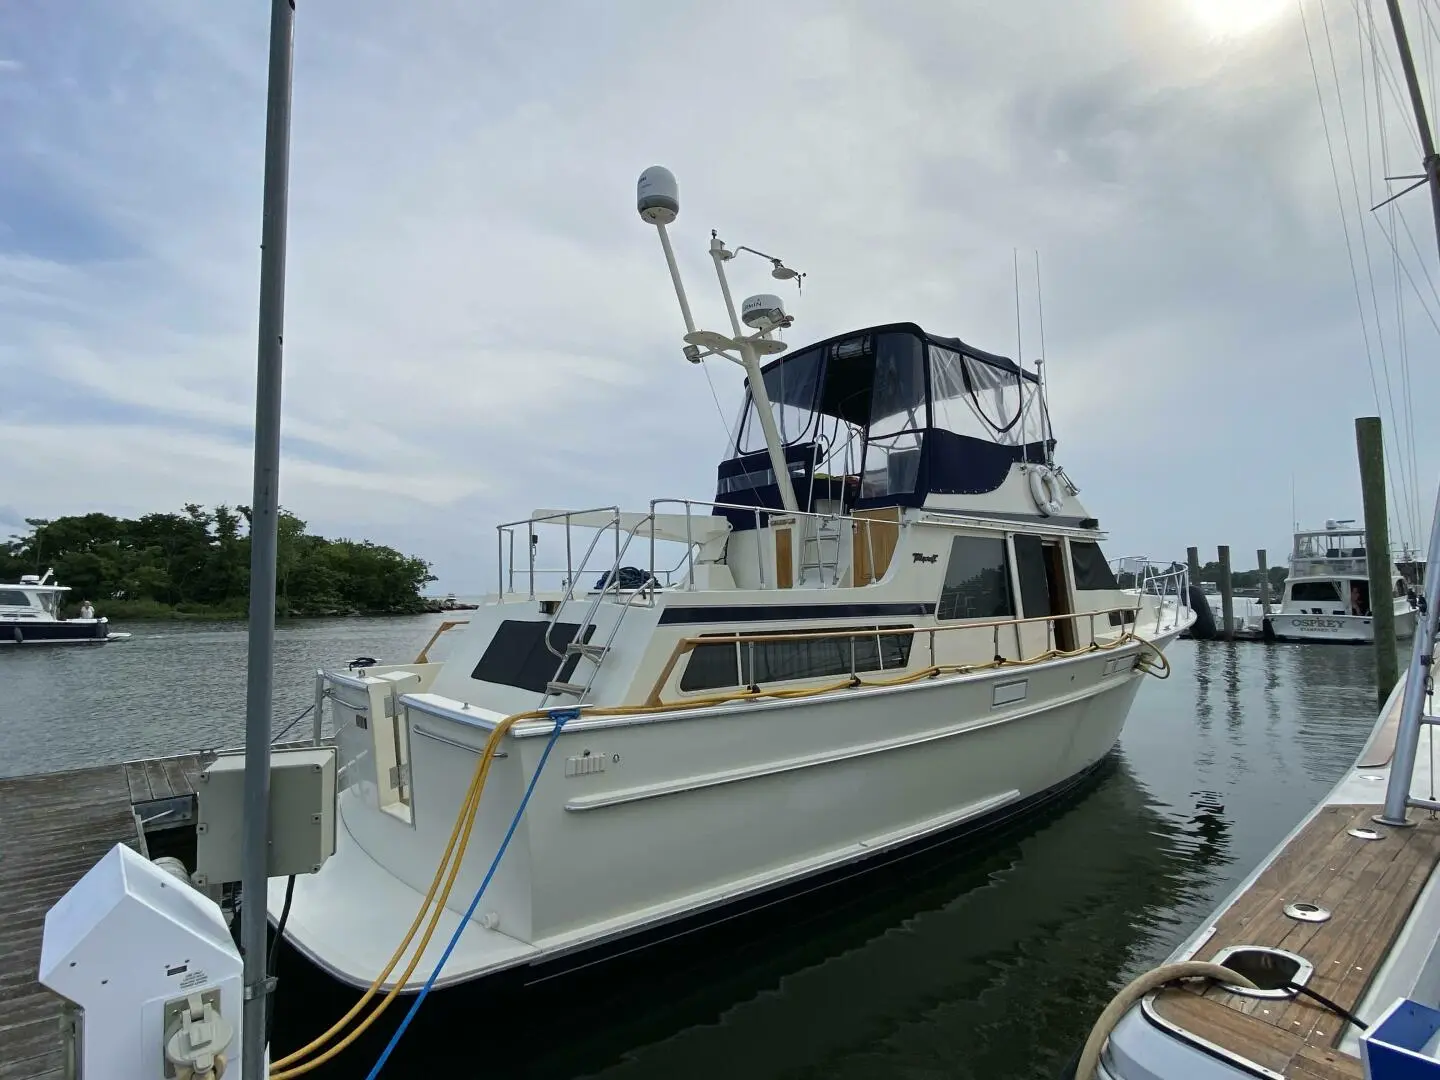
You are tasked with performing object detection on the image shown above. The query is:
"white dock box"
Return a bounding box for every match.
[193,746,337,886]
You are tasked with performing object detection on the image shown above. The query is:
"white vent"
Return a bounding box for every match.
[564,753,606,778]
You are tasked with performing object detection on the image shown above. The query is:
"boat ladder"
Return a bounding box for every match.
[537,516,652,708]
[798,516,843,586]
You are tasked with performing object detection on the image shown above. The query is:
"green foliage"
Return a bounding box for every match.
[0,506,436,618]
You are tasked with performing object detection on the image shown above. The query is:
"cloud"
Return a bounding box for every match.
[3,0,1438,590]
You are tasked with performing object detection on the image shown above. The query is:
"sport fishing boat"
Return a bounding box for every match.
[0,569,129,645]
[267,169,1194,1012]
[1264,520,1419,645]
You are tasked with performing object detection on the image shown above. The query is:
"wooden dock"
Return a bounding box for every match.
[0,753,213,1080]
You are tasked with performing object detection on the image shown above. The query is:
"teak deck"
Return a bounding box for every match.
[1151,803,1440,1078]
[0,753,211,1080]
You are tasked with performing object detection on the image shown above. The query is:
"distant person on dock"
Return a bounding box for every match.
[79,600,95,620]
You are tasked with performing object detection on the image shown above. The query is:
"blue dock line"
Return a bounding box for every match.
[364,708,577,1078]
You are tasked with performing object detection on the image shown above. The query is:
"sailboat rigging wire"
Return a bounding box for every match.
[1301,1,1389,445]
[1321,0,1417,546]
[1351,0,1425,155]
[1307,0,1420,550]
[1365,0,1424,546]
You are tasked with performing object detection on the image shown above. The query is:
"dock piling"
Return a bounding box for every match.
[1217,545,1236,641]
[1257,549,1270,616]
[1356,416,1400,705]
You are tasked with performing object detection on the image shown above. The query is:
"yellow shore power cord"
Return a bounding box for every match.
[268,631,1166,1076]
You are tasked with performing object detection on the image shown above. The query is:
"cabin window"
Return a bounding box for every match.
[1290,581,1342,602]
[0,590,31,607]
[470,619,593,693]
[679,625,914,692]
[937,536,1014,620]
[1069,542,1120,591]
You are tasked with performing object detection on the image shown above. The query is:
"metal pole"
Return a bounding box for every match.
[655,224,697,334]
[1357,417,1400,704]
[241,0,295,1073]
[1376,0,1440,828]
[1378,487,1440,825]
[709,235,800,514]
[1384,0,1440,264]
[311,670,325,746]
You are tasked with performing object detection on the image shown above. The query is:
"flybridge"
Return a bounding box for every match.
[719,321,1053,526]
[633,167,1056,531]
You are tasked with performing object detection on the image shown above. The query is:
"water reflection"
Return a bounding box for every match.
[444,757,1218,1080]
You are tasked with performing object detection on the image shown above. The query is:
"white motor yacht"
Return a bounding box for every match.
[267,170,1195,1011]
[0,569,128,645]
[1264,520,1419,644]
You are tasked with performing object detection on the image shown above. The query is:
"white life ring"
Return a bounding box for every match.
[1029,466,1064,516]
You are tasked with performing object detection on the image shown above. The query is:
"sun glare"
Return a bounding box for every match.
[1182,0,1291,38]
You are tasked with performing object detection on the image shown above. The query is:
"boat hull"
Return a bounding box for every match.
[1263,602,1417,644]
[0,618,112,645]
[271,642,1165,999]
[268,750,1117,1075]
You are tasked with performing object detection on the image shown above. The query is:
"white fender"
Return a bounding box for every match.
[1028,466,1065,517]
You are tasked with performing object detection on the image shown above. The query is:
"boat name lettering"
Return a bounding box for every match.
[1292,617,1344,630]
[912,553,939,564]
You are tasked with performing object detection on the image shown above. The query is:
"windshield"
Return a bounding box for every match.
[736,345,824,453]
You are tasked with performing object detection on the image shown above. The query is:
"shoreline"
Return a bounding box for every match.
[73,606,446,622]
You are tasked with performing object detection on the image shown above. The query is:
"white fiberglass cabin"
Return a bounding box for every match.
[1264,520,1418,644]
[269,174,1195,1003]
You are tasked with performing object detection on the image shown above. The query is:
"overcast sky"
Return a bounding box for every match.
[3,0,1438,591]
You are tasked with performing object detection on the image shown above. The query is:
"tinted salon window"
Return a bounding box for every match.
[937,536,1014,620]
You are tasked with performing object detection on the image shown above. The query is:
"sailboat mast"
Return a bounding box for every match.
[1384,0,1440,264]
[1376,0,1440,826]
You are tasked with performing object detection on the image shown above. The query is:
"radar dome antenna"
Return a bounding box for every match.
[636,166,700,361]
[634,166,801,513]
[741,294,792,340]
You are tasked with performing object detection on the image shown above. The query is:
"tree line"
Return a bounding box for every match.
[0,505,436,618]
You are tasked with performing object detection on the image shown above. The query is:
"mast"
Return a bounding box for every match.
[1385,1,1440,265]
[1375,0,1440,826]
[240,0,296,1073]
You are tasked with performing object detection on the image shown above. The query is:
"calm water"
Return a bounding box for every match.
[0,624,1381,1078]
